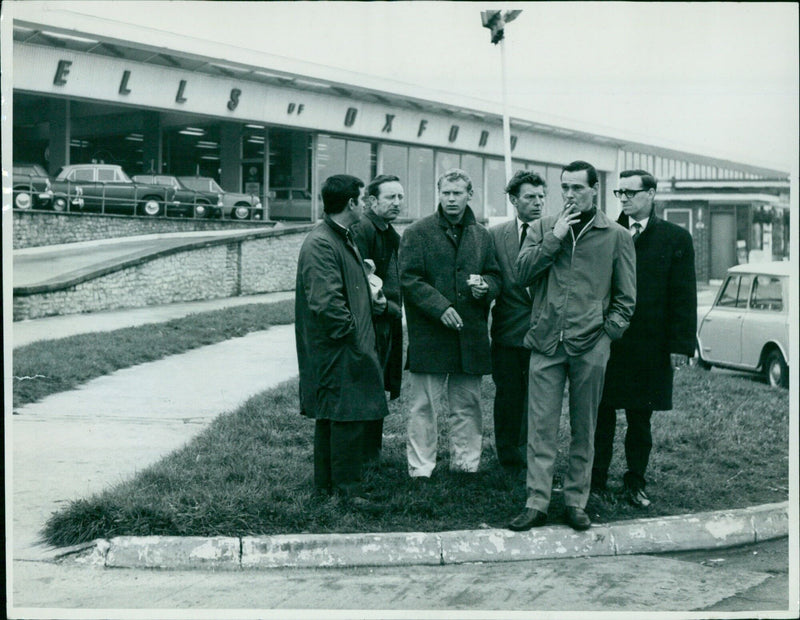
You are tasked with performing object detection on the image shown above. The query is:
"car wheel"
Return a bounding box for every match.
[194,201,209,218]
[14,189,33,209]
[52,197,68,211]
[139,196,164,216]
[232,203,251,220]
[764,349,788,388]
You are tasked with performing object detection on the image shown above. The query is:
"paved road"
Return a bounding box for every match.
[13,229,266,289]
[9,539,790,615]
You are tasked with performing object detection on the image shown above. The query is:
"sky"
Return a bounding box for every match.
[29,0,799,173]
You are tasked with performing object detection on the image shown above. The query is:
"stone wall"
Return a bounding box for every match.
[240,234,306,295]
[14,228,312,320]
[13,210,276,249]
[12,219,413,320]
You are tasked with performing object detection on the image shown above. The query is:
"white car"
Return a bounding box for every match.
[696,262,790,388]
[178,176,263,220]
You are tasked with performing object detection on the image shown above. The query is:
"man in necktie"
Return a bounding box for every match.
[488,170,547,471]
[592,169,697,508]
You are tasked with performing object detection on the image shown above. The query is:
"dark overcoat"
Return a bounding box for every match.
[295,217,389,422]
[351,210,403,399]
[602,213,697,411]
[400,206,501,375]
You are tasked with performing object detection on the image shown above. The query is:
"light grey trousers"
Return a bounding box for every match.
[406,372,483,477]
[525,336,611,512]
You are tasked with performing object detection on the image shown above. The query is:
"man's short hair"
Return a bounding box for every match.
[367,174,401,199]
[437,168,472,192]
[505,170,547,197]
[620,169,658,192]
[321,174,364,214]
[562,160,598,187]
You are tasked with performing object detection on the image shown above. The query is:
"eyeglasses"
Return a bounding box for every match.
[613,188,648,199]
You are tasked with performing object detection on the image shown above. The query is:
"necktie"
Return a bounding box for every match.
[632,222,642,243]
[519,222,529,249]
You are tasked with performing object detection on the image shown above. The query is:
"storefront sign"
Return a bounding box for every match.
[21,43,616,168]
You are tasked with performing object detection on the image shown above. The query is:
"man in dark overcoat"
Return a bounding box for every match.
[351,174,405,464]
[295,174,389,503]
[489,170,547,471]
[592,169,697,508]
[400,168,501,478]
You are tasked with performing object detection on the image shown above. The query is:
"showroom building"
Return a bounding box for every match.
[10,7,790,279]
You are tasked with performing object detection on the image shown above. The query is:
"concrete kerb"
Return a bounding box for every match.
[64,501,789,571]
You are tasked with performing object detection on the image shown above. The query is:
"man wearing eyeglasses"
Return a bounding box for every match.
[592,169,697,509]
[510,160,636,531]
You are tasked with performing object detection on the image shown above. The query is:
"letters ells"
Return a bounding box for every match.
[175,80,188,104]
[227,88,241,111]
[119,70,132,95]
[53,60,72,86]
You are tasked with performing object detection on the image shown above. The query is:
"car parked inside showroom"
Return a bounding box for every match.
[178,176,263,220]
[132,174,224,218]
[696,261,790,388]
[12,163,54,210]
[268,187,313,221]
[52,163,177,216]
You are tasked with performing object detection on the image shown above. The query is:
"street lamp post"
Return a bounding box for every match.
[482,9,522,219]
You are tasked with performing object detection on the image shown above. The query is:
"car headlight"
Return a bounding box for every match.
[255,200,262,208]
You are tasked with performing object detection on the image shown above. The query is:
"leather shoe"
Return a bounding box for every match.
[565,506,592,531]
[508,508,547,531]
[626,486,652,508]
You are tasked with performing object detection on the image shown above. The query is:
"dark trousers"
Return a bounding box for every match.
[491,342,529,467]
[593,404,653,490]
[363,418,384,464]
[314,419,367,497]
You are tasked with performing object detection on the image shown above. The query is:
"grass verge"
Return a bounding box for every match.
[42,365,789,546]
[12,299,294,407]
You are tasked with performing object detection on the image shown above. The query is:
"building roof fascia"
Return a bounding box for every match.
[657,192,786,205]
[10,5,790,177]
[671,179,790,190]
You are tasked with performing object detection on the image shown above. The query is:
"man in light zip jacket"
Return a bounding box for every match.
[508,160,636,532]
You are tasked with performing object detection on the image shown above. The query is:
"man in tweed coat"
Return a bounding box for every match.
[400,168,502,478]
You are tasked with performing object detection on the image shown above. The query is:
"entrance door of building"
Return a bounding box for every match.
[710,210,736,280]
